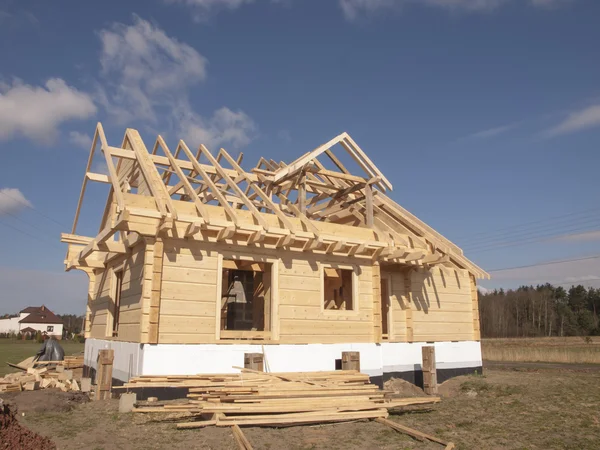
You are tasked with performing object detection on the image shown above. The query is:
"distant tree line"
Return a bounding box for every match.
[479,284,600,338]
[56,314,85,336]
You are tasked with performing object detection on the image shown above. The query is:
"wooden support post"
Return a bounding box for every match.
[341,351,360,371]
[298,174,306,214]
[372,263,382,343]
[470,274,481,341]
[403,269,414,343]
[95,349,114,400]
[148,238,164,344]
[421,346,437,395]
[365,183,374,227]
[244,353,264,372]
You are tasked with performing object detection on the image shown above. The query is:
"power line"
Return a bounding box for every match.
[0,190,68,229]
[0,206,60,238]
[0,218,62,249]
[453,206,600,241]
[464,224,600,254]
[487,254,600,273]
[460,213,600,247]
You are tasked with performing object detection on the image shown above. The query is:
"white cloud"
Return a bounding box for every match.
[340,0,572,20]
[164,0,286,21]
[542,104,600,138]
[563,275,600,283]
[463,122,517,140]
[489,255,600,289]
[0,188,32,216]
[0,79,96,143]
[178,104,257,149]
[553,230,600,243]
[69,131,93,150]
[97,15,208,125]
[91,160,109,175]
[97,15,256,149]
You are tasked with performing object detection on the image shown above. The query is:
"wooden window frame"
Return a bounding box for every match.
[320,262,359,316]
[215,253,279,342]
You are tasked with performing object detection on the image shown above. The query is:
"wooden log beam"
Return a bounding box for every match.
[156,136,210,224]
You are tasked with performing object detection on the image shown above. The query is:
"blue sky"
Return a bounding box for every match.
[1,0,600,313]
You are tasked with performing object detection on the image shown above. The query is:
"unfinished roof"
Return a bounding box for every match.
[61,123,488,279]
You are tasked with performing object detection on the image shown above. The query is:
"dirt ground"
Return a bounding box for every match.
[2,366,599,449]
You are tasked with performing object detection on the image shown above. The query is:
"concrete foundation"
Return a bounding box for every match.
[84,338,482,388]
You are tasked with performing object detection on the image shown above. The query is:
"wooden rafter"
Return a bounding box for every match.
[63,123,489,279]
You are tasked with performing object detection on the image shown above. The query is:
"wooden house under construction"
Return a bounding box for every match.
[62,123,488,385]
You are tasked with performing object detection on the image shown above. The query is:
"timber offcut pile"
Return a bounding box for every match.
[126,369,440,428]
[1,356,87,393]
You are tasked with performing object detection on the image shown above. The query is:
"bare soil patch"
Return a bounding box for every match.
[384,377,426,397]
[8,368,600,449]
[1,402,56,450]
[1,389,89,414]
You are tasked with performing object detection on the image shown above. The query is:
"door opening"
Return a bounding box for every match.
[220,260,272,339]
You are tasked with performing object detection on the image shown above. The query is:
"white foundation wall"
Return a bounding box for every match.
[84,339,144,383]
[141,341,482,379]
[381,341,483,373]
[85,339,482,383]
[142,343,385,378]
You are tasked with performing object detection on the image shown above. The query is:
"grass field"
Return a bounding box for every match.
[12,367,600,449]
[482,336,600,364]
[0,339,84,377]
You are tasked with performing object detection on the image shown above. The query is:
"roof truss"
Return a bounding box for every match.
[62,123,488,279]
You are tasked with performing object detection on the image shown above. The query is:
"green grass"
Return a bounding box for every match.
[0,339,84,376]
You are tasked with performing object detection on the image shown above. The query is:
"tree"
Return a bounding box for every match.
[478,282,599,338]
[576,310,595,335]
[568,285,588,312]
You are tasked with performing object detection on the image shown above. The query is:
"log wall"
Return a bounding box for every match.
[86,238,478,344]
[88,241,146,341]
[386,266,476,342]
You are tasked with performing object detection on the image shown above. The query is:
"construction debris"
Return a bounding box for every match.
[1,356,85,394]
[125,369,440,429]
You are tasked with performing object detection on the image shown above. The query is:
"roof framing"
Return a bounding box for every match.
[62,123,488,279]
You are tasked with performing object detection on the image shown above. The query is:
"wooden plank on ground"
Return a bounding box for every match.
[232,424,254,450]
[375,417,451,447]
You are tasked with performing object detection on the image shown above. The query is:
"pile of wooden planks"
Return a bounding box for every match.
[127,369,440,428]
[63,355,84,370]
[1,357,89,393]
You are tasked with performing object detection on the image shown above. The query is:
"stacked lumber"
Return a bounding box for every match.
[127,369,440,428]
[0,361,87,393]
[63,355,84,369]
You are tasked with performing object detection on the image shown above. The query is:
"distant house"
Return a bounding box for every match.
[0,306,63,339]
